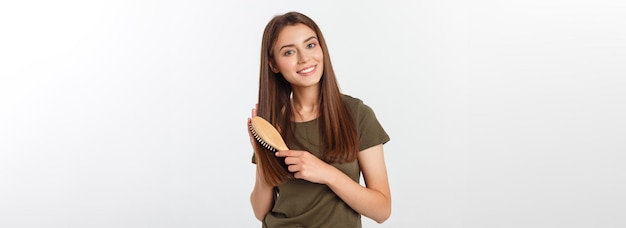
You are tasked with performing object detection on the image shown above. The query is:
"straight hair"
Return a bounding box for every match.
[254,11,359,186]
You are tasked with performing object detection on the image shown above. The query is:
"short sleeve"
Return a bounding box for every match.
[343,95,390,152]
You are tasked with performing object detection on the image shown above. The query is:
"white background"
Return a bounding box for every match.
[1,0,625,227]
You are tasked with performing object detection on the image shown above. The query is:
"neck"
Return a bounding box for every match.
[291,85,320,122]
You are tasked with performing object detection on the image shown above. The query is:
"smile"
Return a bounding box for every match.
[297,65,316,74]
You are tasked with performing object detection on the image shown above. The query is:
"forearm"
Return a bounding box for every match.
[250,166,274,221]
[326,169,391,223]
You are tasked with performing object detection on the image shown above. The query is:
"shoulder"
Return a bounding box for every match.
[341,94,390,150]
[341,93,361,105]
[341,94,374,118]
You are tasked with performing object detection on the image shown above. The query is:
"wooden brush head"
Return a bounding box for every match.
[250,116,289,151]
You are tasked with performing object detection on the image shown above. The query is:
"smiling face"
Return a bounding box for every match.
[270,23,324,90]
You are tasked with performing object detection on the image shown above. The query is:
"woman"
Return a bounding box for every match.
[247,11,391,227]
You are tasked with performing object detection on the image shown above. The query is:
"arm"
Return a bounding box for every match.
[326,144,391,223]
[250,163,274,221]
[247,106,275,221]
[276,144,391,223]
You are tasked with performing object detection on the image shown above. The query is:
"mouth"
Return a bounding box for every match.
[297,65,317,75]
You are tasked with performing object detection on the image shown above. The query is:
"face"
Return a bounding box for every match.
[271,23,324,89]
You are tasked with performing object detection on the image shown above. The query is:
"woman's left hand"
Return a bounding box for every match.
[275,150,336,184]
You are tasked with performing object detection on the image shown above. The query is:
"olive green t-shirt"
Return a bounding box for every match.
[254,94,390,228]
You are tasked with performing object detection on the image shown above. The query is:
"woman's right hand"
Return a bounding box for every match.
[247,104,258,149]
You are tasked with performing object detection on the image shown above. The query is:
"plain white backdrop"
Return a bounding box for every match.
[1,0,625,227]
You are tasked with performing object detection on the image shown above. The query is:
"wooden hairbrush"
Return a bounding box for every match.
[249,116,289,151]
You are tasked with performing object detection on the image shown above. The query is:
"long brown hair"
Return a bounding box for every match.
[254,11,359,186]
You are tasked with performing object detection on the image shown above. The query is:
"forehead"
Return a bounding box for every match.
[274,23,317,46]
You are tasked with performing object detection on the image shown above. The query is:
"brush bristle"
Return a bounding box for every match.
[249,121,277,152]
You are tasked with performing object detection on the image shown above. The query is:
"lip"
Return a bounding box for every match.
[297,65,317,76]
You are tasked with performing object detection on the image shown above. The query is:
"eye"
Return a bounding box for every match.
[283,50,295,56]
[307,43,317,48]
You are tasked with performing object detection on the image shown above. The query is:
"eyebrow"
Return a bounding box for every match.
[278,36,318,52]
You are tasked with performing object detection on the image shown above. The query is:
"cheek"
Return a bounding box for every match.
[276,58,294,72]
[314,49,324,62]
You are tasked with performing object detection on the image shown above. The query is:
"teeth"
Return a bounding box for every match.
[299,66,314,74]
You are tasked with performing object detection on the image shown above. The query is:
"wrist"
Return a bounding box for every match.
[323,164,343,187]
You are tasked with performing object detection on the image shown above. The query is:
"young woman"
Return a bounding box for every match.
[247,11,391,227]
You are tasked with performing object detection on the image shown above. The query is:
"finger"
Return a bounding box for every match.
[277,150,306,157]
[283,157,298,165]
[288,164,299,172]
[247,118,252,134]
[252,104,258,117]
[275,150,297,157]
[274,150,297,157]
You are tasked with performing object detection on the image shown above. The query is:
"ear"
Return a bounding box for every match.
[269,61,279,73]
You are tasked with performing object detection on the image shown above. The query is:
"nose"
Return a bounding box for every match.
[297,50,310,64]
